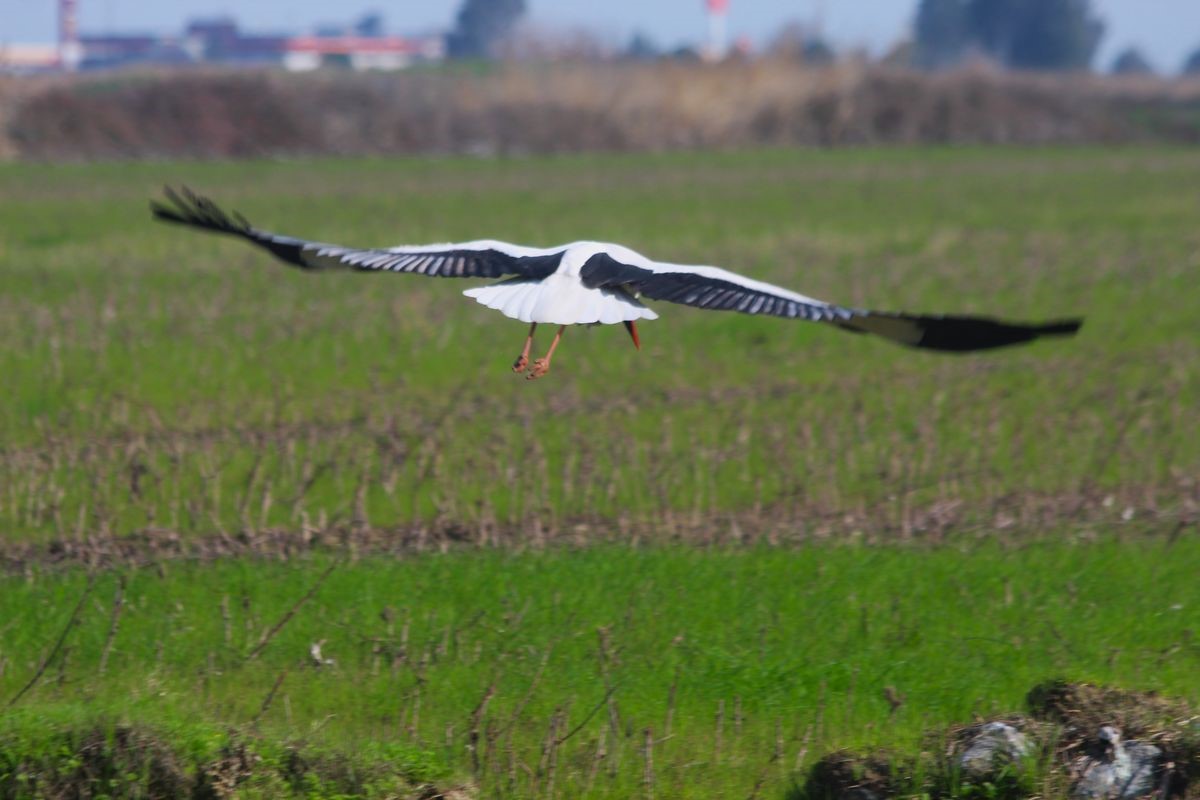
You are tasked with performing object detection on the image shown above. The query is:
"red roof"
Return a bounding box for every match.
[284,36,421,55]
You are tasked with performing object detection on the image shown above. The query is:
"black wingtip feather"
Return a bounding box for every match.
[1034,319,1084,337]
[913,315,1084,352]
[150,186,252,237]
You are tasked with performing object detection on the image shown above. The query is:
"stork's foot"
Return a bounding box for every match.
[512,354,529,373]
[525,358,551,380]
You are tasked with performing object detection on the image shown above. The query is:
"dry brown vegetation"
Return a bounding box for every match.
[5,62,1200,161]
[1,469,1194,575]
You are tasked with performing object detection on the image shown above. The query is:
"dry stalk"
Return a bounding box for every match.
[257,479,273,530]
[97,574,126,676]
[236,450,263,531]
[252,667,289,726]
[220,594,232,646]
[584,725,608,795]
[398,607,411,667]
[56,645,70,687]
[595,627,622,745]
[775,717,786,781]
[242,592,253,634]
[536,705,566,798]
[468,677,499,779]
[744,746,782,800]
[504,727,517,791]
[642,726,655,800]
[794,723,813,771]
[555,684,618,748]
[815,679,827,745]
[408,684,422,740]
[715,698,726,762]
[496,641,555,740]
[847,666,859,724]
[246,560,338,661]
[664,665,679,738]
[6,574,96,709]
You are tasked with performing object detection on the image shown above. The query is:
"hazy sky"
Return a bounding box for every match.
[5,0,1199,72]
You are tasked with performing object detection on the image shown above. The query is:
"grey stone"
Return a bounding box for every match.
[1071,726,1162,799]
[959,721,1033,777]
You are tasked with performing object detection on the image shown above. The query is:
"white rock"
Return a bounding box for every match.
[959,721,1033,776]
[1072,726,1161,799]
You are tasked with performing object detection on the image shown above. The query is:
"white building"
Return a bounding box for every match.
[283,36,445,72]
[0,43,60,73]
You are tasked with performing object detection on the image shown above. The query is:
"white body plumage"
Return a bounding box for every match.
[461,242,659,325]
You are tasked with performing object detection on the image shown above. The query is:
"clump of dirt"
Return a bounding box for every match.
[797,750,905,800]
[415,783,477,800]
[194,739,259,799]
[0,724,190,799]
[1028,679,1195,743]
[0,722,457,799]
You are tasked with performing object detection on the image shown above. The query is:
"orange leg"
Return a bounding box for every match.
[526,325,565,380]
[512,322,537,372]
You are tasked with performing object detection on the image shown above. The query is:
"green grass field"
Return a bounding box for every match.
[2,544,1198,798]
[1,147,1198,798]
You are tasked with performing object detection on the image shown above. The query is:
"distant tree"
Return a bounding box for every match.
[766,21,806,59]
[802,38,836,65]
[880,39,917,67]
[447,0,527,60]
[767,21,836,64]
[1182,47,1200,75]
[624,31,660,61]
[667,45,701,62]
[354,12,385,38]
[966,0,1103,70]
[914,0,968,68]
[1111,47,1154,75]
[315,23,348,38]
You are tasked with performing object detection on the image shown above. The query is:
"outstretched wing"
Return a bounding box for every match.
[150,187,562,280]
[580,251,1082,352]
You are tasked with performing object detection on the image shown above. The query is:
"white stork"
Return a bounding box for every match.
[152,188,1082,379]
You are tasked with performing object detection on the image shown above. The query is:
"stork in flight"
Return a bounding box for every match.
[151,188,1082,379]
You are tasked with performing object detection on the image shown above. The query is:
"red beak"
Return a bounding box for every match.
[624,321,640,350]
